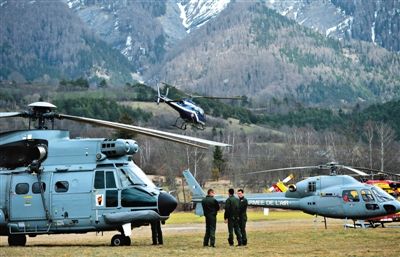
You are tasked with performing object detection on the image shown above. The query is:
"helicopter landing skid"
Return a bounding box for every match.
[191,123,205,130]
[172,118,187,130]
[172,118,205,130]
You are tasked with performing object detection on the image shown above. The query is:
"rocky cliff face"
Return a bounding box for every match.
[266,0,400,52]
[332,0,400,51]
[64,0,168,76]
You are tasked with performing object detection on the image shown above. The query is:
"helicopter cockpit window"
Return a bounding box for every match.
[32,182,46,194]
[94,170,117,189]
[342,190,360,202]
[371,186,395,202]
[119,162,155,188]
[106,171,116,188]
[361,189,374,202]
[15,183,29,194]
[193,105,204,115]
[106,190,118,207]
[55,181,69,193]
[94,170,105,189]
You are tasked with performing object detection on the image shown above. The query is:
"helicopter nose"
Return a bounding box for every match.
[384,200,400,214]
[158,192,178,216]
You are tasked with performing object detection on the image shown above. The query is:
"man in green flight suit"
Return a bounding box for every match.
[224,188,242,246]
[202,188,220,247]
[237,188,248,246]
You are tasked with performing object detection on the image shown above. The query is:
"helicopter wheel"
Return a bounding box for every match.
[111,234,131,246]
[8,234,27,246]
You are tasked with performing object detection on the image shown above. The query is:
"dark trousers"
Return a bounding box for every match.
[204,215,217,246]
[227,217,242,245]
[239,217,247,245]
[151,221,163,245]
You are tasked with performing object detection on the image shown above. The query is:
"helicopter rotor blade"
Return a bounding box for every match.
[0,112,26,118]
[248,164,369,176]
[190,95,243,100]
[340,166,368,176]
[247,166,320,175]
[161,82,243,100]
[57,114,230,148]
[353,167,400,178]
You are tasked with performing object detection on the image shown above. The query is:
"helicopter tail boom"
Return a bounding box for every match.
[183,170,206,201]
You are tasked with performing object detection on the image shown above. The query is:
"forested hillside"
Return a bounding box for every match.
[0,0,134,84]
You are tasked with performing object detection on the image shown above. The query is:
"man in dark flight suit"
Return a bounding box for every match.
[151,220,163,245]
[202,188,220,247]
[237,188,248,246]
[224,188,242,246]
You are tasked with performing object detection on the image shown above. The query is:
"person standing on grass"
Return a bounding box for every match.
[202,188,220,247]
[151,220,163,245]
[224,188,242,246]
[237,188,248,246]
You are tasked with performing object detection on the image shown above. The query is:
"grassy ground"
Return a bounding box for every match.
[1,210,399,257]
[167,209,313,224]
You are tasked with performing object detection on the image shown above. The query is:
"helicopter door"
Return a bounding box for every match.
[51,172,92,222]
[342,189,362,217]
[92,170,119,211]
[9,173,49,221]
[318,180,344,217]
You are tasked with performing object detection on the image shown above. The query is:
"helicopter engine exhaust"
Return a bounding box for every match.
[101,139,139,157]
[35,145,47,161]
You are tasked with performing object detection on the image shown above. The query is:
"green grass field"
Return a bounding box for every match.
[167,209,313,224]
[1,210,399,257]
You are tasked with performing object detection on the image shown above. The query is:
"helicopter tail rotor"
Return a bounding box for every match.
[157,84,161,105]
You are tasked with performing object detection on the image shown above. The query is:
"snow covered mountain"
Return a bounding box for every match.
[265,0,352,40]
[64,0,168,77]
[176,0,230,32]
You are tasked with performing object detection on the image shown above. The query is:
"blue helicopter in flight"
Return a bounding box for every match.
[0,102,229,246]
[183,162,400,228]
[156,82,243,130]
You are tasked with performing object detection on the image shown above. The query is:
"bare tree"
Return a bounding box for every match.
[363,120,374,169]
[375,122,396,171]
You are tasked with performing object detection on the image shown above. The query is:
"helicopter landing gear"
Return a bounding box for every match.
[8,234,27,246]
[111,234,131,246]
[192,123,205,130]
[172,117,187,130]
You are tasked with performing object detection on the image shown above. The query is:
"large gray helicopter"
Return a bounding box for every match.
[0,102,229,246]
[183,163,400,228]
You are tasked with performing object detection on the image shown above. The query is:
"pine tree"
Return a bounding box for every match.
[212,146,225,180]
